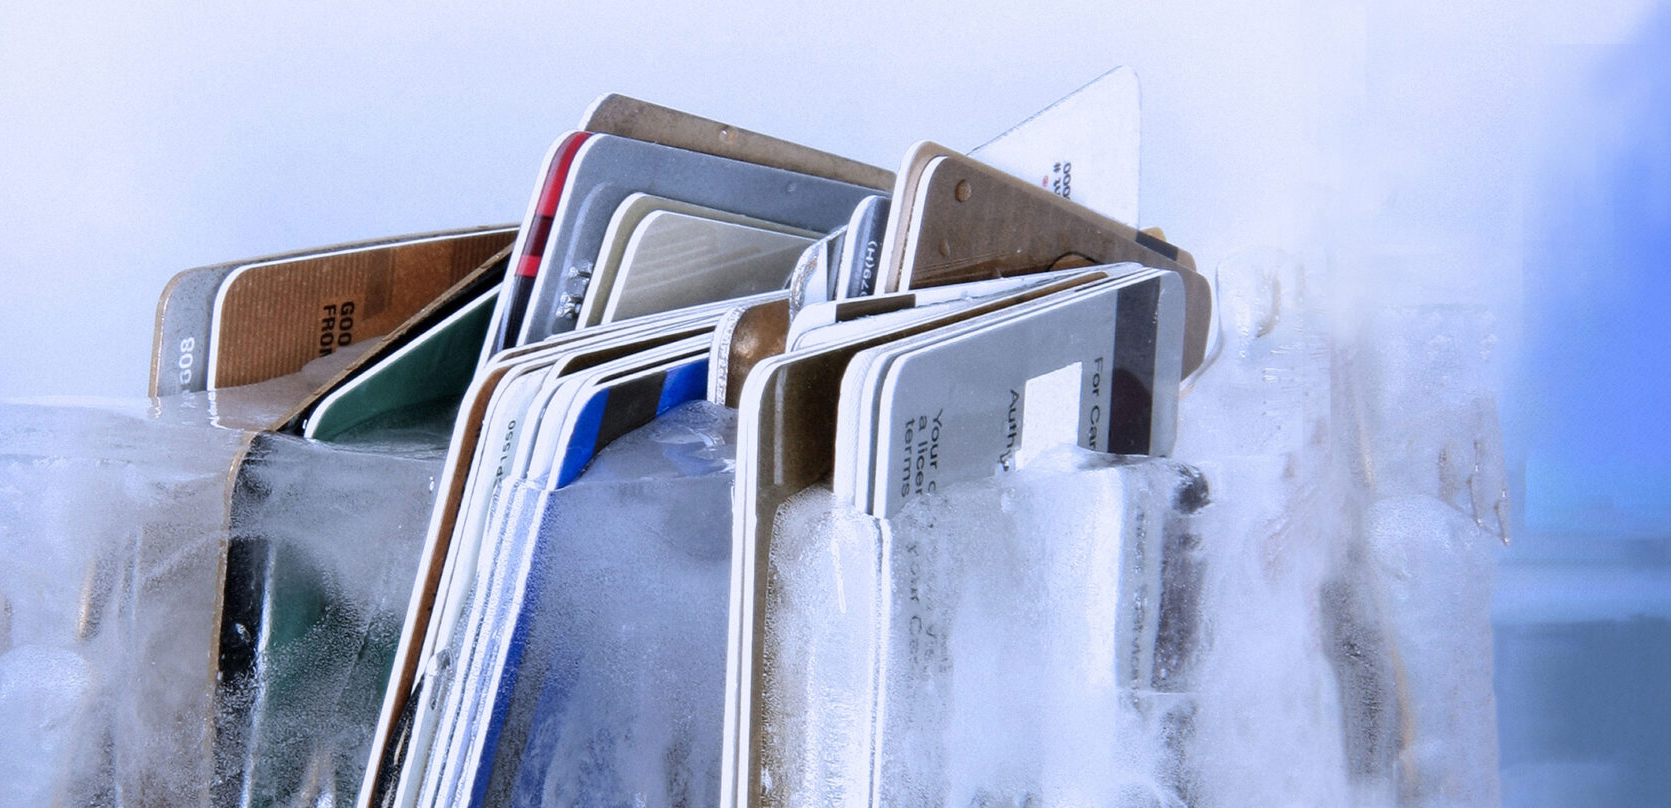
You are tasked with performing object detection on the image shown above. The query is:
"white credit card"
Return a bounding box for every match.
[786,265,1146,348]
[577,193,815,328]
[863,270,1183,517]
[827,273,1138,509]
[521,335,712,488]
[392,357,548,795]
[600,209,815,323]
[968,65,1140,226]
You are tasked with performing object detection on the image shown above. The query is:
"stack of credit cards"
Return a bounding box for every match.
[147,67,1218,807]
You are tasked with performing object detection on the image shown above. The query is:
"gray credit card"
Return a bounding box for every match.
[835,195,891,299]
[519,134,878,345]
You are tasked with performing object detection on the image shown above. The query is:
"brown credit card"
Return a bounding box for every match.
[892,149,1212,376]
[149,225,514,398]
[873,141,956,295]
[268,245,513,436]
[205,228,516,389]
[708,297,791,408]
[580,94,894,191]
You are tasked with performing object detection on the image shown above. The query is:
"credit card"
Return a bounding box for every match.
[211,246,507,808]
[784,226,844,320]
[360,354,552,808]
[483,132,591,359]
[861,271,1183,516]
[149,225,514,397]
[372,358,560,807]
[207,228,514,389]
[273,247,511,436]
[600,210,814,323]
[518,134,876,343]
[520,336,713,490]
[873,142,956,296]
[548,352,711,487]
[809,271,1141,505]
[303,286,499,442]
[785,266,1136,348]
[579,94,893,191]
[833,196,890,299]
[715,269,1119,409]
[706,297,789,408]
[967,65,1141,225]
[577,194,814,328]
[890,150,1211,376]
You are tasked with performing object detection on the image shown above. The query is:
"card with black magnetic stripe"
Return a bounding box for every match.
[554,356,709,487]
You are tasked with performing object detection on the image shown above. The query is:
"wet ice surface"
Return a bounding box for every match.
[0,378,442,807]
[764,454,1208,807]
[493,403,736,808]
[0,400,246,806]
[1175,250,1504,808]
[758,248,1506,806]
[216,432,442,807]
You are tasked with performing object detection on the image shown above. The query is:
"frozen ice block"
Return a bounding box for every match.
[0,399,250,805]
[215,431,441,807]
[756,450,1208,806]
[486,402,737,807]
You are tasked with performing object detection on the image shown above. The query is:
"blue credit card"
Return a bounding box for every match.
[462,355,715,806]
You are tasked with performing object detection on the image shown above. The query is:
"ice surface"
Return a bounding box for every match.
[492,401,737,807]
[0,385,442,807]
[762,452,1208,807]
[1176,250,1504,807]
[216,431,442,807]
[0,645,97,806]
[413,401,737,808]
[0,400,245,806]
[751,248,1506,806]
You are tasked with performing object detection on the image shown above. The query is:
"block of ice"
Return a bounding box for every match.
[0,399,246,805]
[759,450,1208,806]
[414,401,739,808]
[0,390,446,807]
[1170,248,1505,807]
[0,645,97,806]
[215,431,443,807]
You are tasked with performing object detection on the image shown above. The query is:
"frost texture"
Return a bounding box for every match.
[0,394,440,807]
[493,402,737,808]
[756,248,1505,807]
[1177,249,1504,808]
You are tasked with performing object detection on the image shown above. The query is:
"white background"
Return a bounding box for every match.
[5,0,1649,401]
